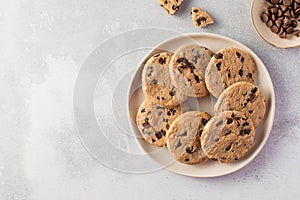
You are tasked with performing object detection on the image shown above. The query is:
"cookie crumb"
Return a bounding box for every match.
[191,7,214,27]
[157,0,183,15]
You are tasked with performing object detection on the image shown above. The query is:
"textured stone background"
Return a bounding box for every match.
[0,0,300,199]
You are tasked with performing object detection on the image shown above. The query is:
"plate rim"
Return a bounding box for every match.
[127,32,276,177]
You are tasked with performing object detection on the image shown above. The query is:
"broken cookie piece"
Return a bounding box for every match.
[158,0,183,15]
[191,7,214,27]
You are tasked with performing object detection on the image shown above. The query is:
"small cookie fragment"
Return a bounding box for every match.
[166,111,211,164]
[142,52,187,107]
[136,99,189,147]
[201,111,255,163]
[158,0,183,15]
[214,82,267,128]
[205,48,256,98]
[191,7,214,27]
[169,44,214,98]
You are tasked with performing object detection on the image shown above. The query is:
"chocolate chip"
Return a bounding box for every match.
[283,0,292,6]
[152,79,157,84]
[161,129,166,136]
[179,131,187,136]
[186,148,192,154]
[249,110,253,113]
[241,56,244,62]
[261,13,269,22]
[202,118,208,125]
[176,140,182,148]
[216,120,223,126]
[157,96,160,100]
[158,57,166,64]
[239,69,244,76]
[166,124,170,129]
[224,129,231,135]
[194,74,200,83]
[251,87,258,93]
[225,144,232,151]
[216,62,221,71]
[236,52,241,58]
[243,129,251,135]
[149,66,154,72]
[167,111,171,115]
[248,73,253,78]
[287,27,294,33]
[227,118,233,124]
[242,102,247,108]
[153,54,160,58]
[214,53,223,59]
[172,5,180,11]
[228,72,231,78]
[242,91,247,96]
[271,25,279,33]
[243,122,250,126]
[142,121,151,128]
[201,17,207,22]
[267,20,273,27]
[184,158,190,162]
[248,93,255,101]
[271,0,280,4]
[151,138,156,143]
[155,131,162,139]
[193,9,199,13]
[235,158,238,160]
[197,18,202,25]
[141,108,146,113]
[169,90,176,96]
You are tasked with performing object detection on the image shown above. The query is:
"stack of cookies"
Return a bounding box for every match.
[136,44,267,165]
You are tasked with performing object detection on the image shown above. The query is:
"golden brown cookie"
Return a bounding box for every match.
[136,99,189,147]
[205,48,256,98]
[169,44,214,98]
[142,52,187,107]
[214,82,267,127]
[191,7,214,27]
[201,111,255,163]
[166,111,211,164]
[157,0,183,15]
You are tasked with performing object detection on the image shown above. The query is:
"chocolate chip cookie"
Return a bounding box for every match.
[166,111,211,164]
[157,0,183,15]
[169,44,214,98]
[205,48,256,98]
[142,52,187,107]
[214,82,267,128]
[191,7,214,27]
[136,99,189,147]
[201,111,255,163]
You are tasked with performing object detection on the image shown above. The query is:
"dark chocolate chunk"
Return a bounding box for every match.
[155,131,162,139]
[186,148,192,154]
[142,121,151,128]
[249,110,253,113]
[227,118,233,124]
[216,62,221,71]
[251,87,258,93]
[239,69,244,76]
[184,158,190,162]
[202,118,208,125]
[243,122,250,126]
[193,9,199,13]
[151,79,158,84]
[169,90,176,96]
[158,57,166,64]
[248,73,253,78]
[214,53,223,59]
[224,129,231,135]
[243,129,251,135]
[176,140,182,148]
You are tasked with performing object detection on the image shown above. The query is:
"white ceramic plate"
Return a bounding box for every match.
[251,0,300,48]
[128,33,275,177]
